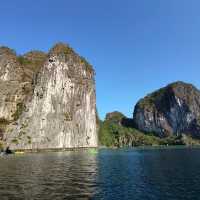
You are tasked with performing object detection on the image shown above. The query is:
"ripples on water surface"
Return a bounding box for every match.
[0,148,200,200]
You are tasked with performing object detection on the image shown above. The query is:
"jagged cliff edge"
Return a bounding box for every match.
[0,43,98,150]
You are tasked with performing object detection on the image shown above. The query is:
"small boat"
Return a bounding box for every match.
[0,147,14,156]
[5,147,13,155]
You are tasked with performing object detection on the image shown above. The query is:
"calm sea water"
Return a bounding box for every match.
[0,147,200,200]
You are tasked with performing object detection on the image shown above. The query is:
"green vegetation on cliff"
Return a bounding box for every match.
[99,111,186,147]
[12,103,26,121]
[137,87,166,109]
[49,43,94,73]
[137,81,196,110]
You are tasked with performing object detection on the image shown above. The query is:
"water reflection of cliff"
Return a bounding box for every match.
[0,151,99,200]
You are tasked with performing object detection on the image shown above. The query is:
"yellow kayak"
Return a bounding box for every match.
[15,151,25,155]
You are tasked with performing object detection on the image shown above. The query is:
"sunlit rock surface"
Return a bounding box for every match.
[0,43,97,150]
[133,82,200,138]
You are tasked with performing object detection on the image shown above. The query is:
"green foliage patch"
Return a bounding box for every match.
[49,43,74,57]
[27,136,32,144]
[0,118,10,125]
[17,56,32,66]
[138,87,166,109]
[80,56,93,73]
[99,119,184,147]
[11,138,19,144]
[12,103,26,121]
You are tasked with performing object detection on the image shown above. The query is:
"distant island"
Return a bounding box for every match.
[0,43,200,151]
[99,81,200,147]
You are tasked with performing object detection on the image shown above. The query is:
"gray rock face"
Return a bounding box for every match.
[0,43,98,150]
[133,82,200,137]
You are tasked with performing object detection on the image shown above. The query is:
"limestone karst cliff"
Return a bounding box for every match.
[133,81,200,138]
[99,111,185,147]
[0,43,98,150]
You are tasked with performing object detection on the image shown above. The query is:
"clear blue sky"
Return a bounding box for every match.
[1,0,200,119]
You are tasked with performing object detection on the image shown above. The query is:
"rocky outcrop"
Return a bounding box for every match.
[133,81,200,138]
[105,111,134,127]
[105,111,126,124]
[99,111,184,147]
[0,43,98,150]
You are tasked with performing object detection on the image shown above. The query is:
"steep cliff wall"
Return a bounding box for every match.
[99,111,185,147]
[0,43,97,150]
[133,82,200,137]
